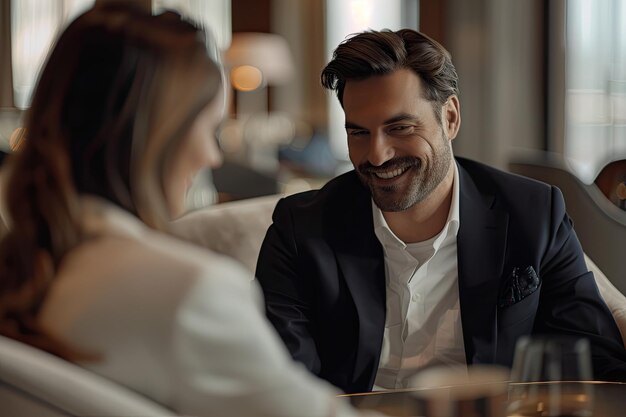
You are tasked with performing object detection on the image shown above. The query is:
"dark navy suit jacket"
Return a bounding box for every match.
[255,157,626,393]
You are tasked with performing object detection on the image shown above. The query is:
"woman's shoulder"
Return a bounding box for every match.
[76,196,253,286]
[145,227,253,286]
[42,217,255,344]
[74,227,252,290]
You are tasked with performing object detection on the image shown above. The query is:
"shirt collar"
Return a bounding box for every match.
[373,161,460,251]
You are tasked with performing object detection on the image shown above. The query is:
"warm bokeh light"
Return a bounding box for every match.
[9,127,27,151]
[617,182,626,200]
[230,65,263,92]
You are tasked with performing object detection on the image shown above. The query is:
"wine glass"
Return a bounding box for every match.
[507,335,594,417]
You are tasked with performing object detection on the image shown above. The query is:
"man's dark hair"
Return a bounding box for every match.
[321,29,459,117]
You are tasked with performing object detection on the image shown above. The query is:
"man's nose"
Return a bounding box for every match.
[367,132,394,167]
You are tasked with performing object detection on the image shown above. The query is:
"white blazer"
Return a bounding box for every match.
[38,197,374,417]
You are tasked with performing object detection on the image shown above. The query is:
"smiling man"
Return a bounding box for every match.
[255,29,626,393]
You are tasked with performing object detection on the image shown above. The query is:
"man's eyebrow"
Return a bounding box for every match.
[345,114,422,130]
[383,113,421,125]
[345,121,365,130]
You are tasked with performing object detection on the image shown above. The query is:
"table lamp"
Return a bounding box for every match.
[224,32,295,171]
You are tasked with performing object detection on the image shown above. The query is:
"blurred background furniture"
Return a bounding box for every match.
[595,159,626,211]
[212,160,280,202]
[509,151,626,294]
[0,335,173,417]
[223,31,296,174]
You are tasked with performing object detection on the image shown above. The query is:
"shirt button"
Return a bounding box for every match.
[411,293,421,302]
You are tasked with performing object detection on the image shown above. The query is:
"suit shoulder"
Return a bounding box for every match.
[457,157,553,196]
[270,171,371,237]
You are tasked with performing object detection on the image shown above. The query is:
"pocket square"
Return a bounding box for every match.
[498,266,540,308]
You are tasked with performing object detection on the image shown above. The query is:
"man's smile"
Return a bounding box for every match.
[373,166,410,180]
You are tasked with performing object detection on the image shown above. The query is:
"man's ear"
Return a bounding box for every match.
[442,95,461,140]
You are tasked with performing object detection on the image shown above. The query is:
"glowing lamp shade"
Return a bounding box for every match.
[226,33,294,89]
[231,65,263,92]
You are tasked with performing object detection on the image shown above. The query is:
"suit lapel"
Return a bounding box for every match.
[456,161,509,365]
[332,175,386,391]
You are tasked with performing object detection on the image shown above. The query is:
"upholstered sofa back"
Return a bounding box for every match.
[172,194,282,273]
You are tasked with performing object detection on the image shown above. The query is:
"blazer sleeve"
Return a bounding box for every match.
[172,258,378,417]
[535,186,626,380]
[254,197,323,374]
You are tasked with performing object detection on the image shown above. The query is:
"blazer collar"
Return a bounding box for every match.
[456,161,509,365]
[331,173,386,391]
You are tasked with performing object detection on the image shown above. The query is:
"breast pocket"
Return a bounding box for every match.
[498,283,541,329]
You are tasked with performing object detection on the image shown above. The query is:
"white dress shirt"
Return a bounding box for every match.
[373,163,466,390]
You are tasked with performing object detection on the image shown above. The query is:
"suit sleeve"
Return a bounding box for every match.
[254,198,323,375]
[536,186,626,380]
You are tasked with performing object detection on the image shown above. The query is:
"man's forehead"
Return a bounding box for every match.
[343,72,434,124]
[343,70,427,106]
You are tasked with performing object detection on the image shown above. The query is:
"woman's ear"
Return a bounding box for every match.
[442,95,461,140]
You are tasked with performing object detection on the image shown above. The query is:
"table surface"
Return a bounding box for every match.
[342,381,626,416]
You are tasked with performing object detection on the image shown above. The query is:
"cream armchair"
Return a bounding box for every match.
[509,152,626,293]
[0,335,173,417]
[586,254,626,346]
[172,194,282,272]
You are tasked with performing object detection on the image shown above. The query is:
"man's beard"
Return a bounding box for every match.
[355,133,453,212]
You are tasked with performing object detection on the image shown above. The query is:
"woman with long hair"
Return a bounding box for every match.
[0,4,381,416]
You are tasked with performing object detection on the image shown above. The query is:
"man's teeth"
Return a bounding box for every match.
[375,167,407,179]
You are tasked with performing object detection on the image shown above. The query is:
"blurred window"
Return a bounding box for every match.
[565,0,626,181]
[10,0,95,109]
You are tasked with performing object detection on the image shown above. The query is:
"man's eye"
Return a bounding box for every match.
[387,125,418,136]
[390,125,412,132]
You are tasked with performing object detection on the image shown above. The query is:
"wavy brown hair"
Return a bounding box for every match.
[0,3,222,359]
[321,29,459,120]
